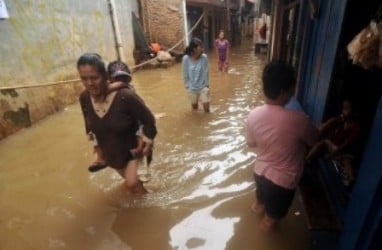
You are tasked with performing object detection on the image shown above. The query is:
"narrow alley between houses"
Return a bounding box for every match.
[0,42,311,250]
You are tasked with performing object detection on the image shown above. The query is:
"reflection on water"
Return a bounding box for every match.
[0,42,310,250]
[169,197,240,250]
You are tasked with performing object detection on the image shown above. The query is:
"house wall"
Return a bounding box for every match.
[0,0,138,140]
[298,0,346,123]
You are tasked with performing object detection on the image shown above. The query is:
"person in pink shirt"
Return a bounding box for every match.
[246,60,318,232]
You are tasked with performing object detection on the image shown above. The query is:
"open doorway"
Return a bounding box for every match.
[323,0,382,212]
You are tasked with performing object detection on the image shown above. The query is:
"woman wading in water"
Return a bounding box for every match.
[77,53,157,196]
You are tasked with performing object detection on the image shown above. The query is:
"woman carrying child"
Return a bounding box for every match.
[77,53,157,196]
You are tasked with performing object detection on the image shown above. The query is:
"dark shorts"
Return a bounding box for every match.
[253,173,295,220]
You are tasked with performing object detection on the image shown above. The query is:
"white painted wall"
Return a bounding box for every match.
[0,0,139,139]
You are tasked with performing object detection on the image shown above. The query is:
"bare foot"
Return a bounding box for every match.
[259,215,277,233]
[130,182,148,197]
[251,202,265,216]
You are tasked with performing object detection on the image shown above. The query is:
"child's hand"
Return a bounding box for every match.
[142,143,153,156]
[130,148,143,158]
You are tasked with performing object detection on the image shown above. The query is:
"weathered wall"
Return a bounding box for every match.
[142,0,185,51]
[0,0,138,140]
[114,0,140,65]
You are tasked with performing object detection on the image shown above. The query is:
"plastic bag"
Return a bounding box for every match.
[347,21,382,69]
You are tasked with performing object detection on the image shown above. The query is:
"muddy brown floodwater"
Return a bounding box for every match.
[0,41,311,250]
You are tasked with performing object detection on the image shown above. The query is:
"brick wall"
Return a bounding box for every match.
[142,0,185,52]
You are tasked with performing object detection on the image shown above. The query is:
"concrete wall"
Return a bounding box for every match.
[142,0,185,51]
[0,0,138,140]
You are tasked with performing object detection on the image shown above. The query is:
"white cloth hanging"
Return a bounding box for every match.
[0,0,9,19]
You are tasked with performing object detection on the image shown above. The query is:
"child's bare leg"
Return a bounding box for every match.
[305,140,328,163]
[93,146,106,164]
[87,146,107,172]
[218,61,223,71]
[223,61,229,72]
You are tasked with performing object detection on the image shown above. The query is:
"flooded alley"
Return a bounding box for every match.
[0,43,310,250]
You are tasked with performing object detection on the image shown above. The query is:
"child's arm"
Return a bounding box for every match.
[318,116,342,136]
[326,122,361,158]
[107,81,130,93]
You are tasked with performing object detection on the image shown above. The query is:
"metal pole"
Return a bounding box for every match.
[108,0,125,61]
[203,8,209,51]
[226,0,231,41]
[181,0,189,46]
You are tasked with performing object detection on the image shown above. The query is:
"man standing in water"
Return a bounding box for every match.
[246,60,318,232]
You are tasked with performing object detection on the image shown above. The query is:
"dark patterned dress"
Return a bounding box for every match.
[79,89,157,169]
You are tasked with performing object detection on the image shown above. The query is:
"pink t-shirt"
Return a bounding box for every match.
[246,104,318,189]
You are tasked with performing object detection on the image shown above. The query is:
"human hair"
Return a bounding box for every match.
[107,60,131,76]
[184,37,203,55]
[342,97,361,119]
[76,53,107,77]
[262,60,295,100]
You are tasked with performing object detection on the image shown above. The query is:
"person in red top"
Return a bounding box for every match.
[305,99,361,163]
[259,23,267,41]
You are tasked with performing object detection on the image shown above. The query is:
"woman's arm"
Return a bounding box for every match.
[79,91,90,135]
[124,91,157,142]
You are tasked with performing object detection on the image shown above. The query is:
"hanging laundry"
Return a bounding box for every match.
[0,0,9,19]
